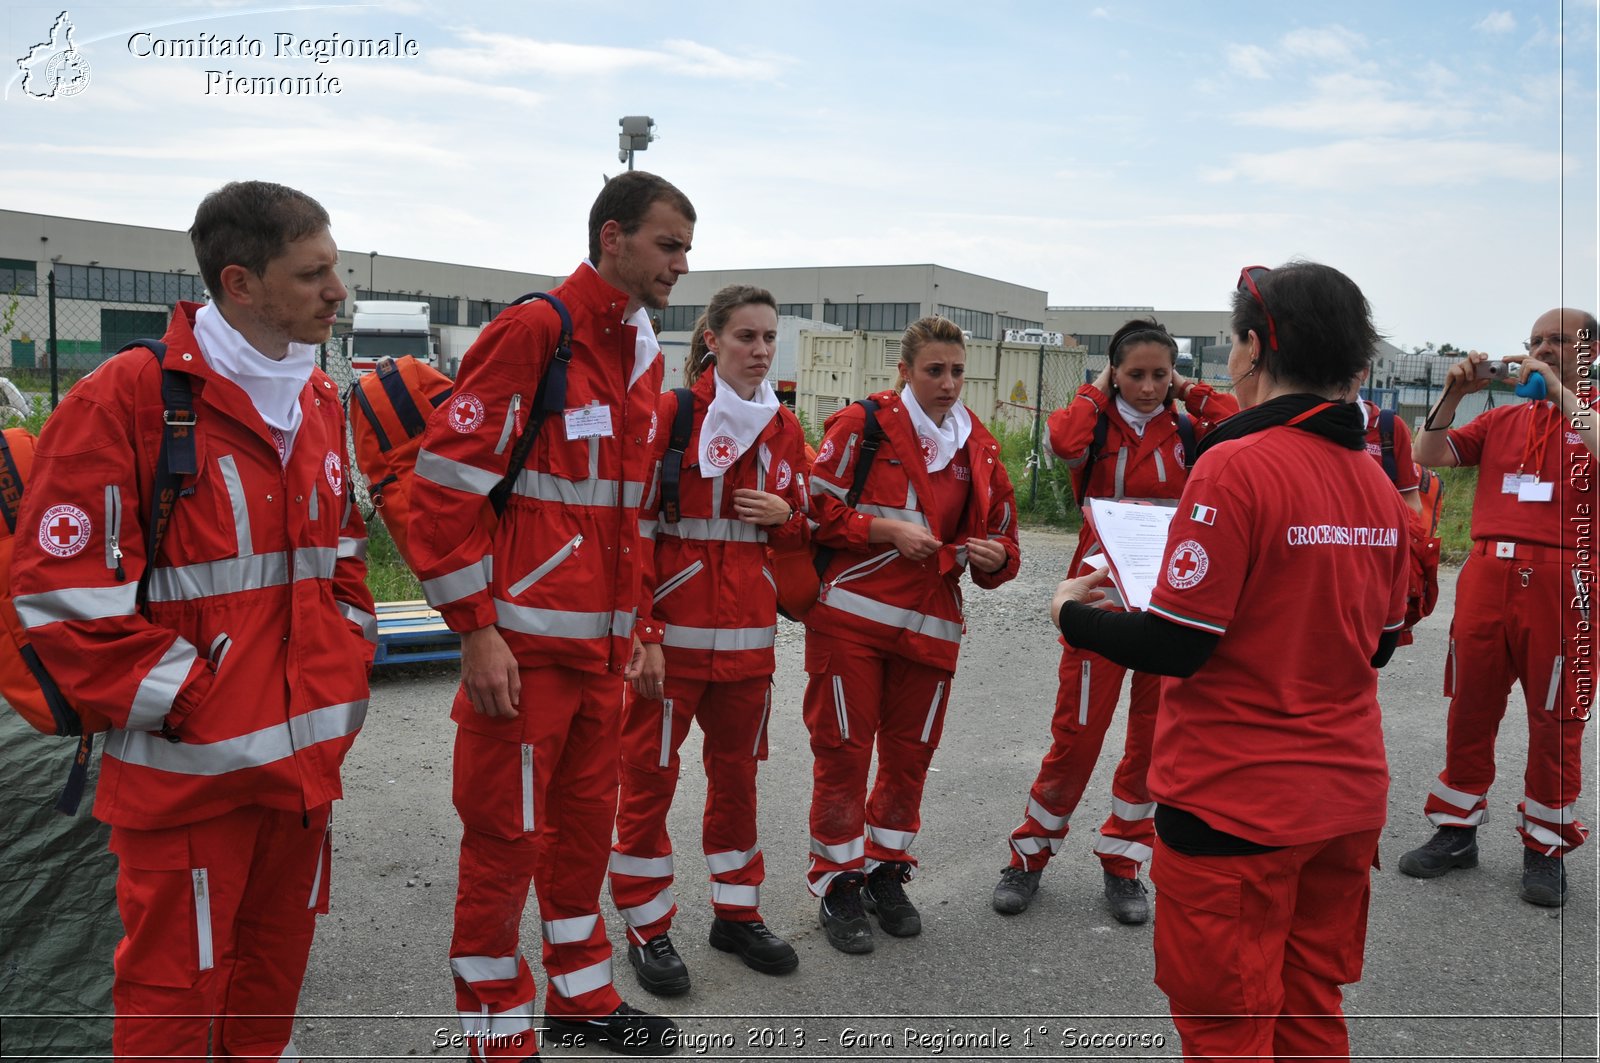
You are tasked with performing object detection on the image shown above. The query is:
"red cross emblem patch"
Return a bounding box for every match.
[39,504,91,558]
[775,459,793,491]
[918,432,938,466]
[1166,539,1209,590]
[648,409,659,444]
[707,434,739,469]
[324,452,343,494]
[448,393,485,433]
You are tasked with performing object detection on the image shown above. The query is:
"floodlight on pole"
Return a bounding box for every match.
[618,115,656,170]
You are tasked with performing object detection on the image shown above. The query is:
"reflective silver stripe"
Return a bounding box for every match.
[495,602,634,641]
[451,954,521,983]
[655,517,766,543]
[340,603,378,644]
[542,914,599,945]
[105,699,366,775]
[341,484,352,527]
[711,474,726,519]
[294,547,337,582]
[810,867,845,897]
[422,559,491,608]
[1011,835,1063,859]
[15,581,139,627]
[858,503,928,528]
[1093,836,1153,863]
[661,624,776,652]
[512,469,646,509]
[508,534,584,597]
[494,394,522,456]
[193,869,214,970]
[104,484,121,571]
[217,454,253,556]
[905,483,920,511]
[589,432,601,482]
[955,545,969,568]
[824,588,963,644]
[809,835,864,863]
[639,518,659,542]
[865,823,916,852]
[548,957,613,1000]
[752,686,770,757]
[1429,778,1484,811]
[307,818,329,910]
[337,536,368,560]
[1113,447,1129,499]
[836,432,857,477]
[997,501,1013,535]
[610,852,675,878]
[520,744,535,832]
[709,882,759,907]
[1427,808,1486,828]
[1524,796,1579,824]
[831,675,849,741]
[619,889,675,928]
[127,639,198,731]
[705,846,759,875]
[1545,656,1564,711]
[146,553,290,603]
[1517,815,1567,850]
[829,549,900,587]
[1109,796,1156,821]
[919,681,944,743]
[416,448,502,496]
[308,482,319,522]
[1152,446,1168,484]
[652,560,703,603]
[458,1002,535,1038]
[658,700,673,768]
[1079,660,1091,726]
[809,476,848,502]
[278,1036,301,1062]
[761,568,776,592]
[1027,795,1069,832]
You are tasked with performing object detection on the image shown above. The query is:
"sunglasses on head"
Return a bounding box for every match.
[1237,266,1279,352]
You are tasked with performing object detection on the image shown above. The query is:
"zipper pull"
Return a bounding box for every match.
[111,537,125,582]
[193,869,206,899]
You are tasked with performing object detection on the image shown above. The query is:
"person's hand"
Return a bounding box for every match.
[1050,566,1110,627]
[461,626,520,718]
[629,642,666,699]
[733,488,792,526]
[1170,369,1191,402]
[1507,353,1557,390]
[1092,362,1114,395]
[964,537,1008,574]
[1446,350,1496,393]
[881,519,941,560]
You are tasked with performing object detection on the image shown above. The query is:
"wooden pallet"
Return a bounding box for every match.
[374,599,460,667]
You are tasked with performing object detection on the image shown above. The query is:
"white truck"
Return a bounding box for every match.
[346,301,435,375]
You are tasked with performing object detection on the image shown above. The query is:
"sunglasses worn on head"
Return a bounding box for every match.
[1237,265,1279,352]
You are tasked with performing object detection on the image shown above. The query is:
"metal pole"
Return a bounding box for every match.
[48,269,59,408]
[1030,343,1045,508]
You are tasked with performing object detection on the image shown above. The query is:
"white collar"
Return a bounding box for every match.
[698,372,780,478]
[579,261,661,389]
[193,303,314,452]
[899,385,972,472]
[1114,395,1163,438]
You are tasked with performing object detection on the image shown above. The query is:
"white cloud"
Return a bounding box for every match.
[1226,43,1272,80]
[1089,7,1111,18]
[1205,137,1566,190]
[1279,25,1366,64]
[1474,11,1517,34]
[1236,73,1473,135]
[425,32,787,82]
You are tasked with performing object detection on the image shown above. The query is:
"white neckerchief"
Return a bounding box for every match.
[193,303,314,458]
[900,384,972,472]
[579,260,661,389]
[698,371,780,478]
[1115,395,1163,439]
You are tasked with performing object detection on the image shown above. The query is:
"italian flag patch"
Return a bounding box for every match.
[1190,503,1216,525]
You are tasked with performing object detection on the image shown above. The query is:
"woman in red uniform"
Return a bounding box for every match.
[609,284,810,995]
[803,314,1021,954]
[1052,262,1410,1061]
[994,319,1237,924]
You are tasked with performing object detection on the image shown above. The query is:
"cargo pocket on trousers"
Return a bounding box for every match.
[801,652,847,750]
[108,826,211,989]
[1150,846,1249,1016]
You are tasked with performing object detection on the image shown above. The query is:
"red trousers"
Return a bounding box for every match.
[610,675,771,943]
[1150,829,1381,1062]
[802,632,952,896]
[1423,553,1589,853]
[449,666,624,1060]
[108,803,332,1062]
[1007,642,1158,877]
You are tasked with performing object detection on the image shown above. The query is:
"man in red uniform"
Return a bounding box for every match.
[12,180,376,1061]
[409,172,694,1057]
[1399,308,1597,907]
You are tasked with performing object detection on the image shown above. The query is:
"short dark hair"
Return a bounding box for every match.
[1230,260,1381,392]
[588,171,696,265]
[1108,317,1178,366]
[686,284,777,385]
[189,181,331,299]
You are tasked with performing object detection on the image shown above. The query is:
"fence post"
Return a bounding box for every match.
[1029,343,1045,507]
[47,270,59,409]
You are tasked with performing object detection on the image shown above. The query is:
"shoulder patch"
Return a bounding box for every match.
[39,504,91,558]
[1166,539,1209,590]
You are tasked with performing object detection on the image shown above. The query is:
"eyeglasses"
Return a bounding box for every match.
[1237,266,1279,351]
[1523,333,1573,353]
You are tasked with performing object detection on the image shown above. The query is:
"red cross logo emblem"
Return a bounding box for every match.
[38,504,91,558]
[324,452,343,494]
[918,433,938,466]
[775,459,792,491]
[707,434,739,469]
[1166,539,1209,589]
[448,394,485,433]
[648,409,659,444]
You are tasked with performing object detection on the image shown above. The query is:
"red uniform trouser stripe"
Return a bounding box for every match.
[802,632,952,895]
[611,675,771,942]
[1425,555,1589,853]
[1008,645,1159,875]
[108,804,331,1063]
[1149,828,1381,1062]
[450,666,623,1028]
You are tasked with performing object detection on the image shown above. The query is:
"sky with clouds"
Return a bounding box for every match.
[2,0,1595,354]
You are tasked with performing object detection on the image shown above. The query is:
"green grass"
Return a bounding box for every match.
[364,515,424,602]
[1434,466,1477,563]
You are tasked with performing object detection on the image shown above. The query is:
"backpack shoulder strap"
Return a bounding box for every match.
[1377,407,1399,485]
[1075,409,1111,508]
[0,431,24,536]
[1175,411,1197,468]
[659,387,696,524]
[844,398,884,508]
[488,293,575,517]
[126,340,194,606]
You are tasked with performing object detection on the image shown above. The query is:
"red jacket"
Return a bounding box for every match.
[636,372,811,682]
[806,390,1021,671]
[1049,381,1237,571]
[11,303,375,829]
[409,263,662,690]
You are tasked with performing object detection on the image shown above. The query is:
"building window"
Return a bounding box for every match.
[998,315,1044,333]
[661,304,706,332]
[59,263,206,305]
[821,302,920,333]
[468,299,514,327]
[1079,334,1111,360]
[101,308,168,356]
[1,258,38,296]
[936,304,994,340]
[777,302,812,319]
[355,289,460,326]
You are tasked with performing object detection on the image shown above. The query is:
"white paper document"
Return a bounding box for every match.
[1085,498,1179,611]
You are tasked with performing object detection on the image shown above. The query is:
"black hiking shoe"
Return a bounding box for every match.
[545,1001,679,1055]
[992,866,1042,914]
[863,861,922,937]
[1102,870,1150,925]
[1398,825,1479,878]
[1520,849,1568,907]
[709,918,799,974]
[818,874,874,954]
[627,933,690,996]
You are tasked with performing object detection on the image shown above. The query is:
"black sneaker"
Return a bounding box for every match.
[709,918,799,974]
[627,934,690,996]
[545,1002,679,1056]
[1398,825,1479,878]
[992,866,1041,915]
[1520,848,1568,907]
[1102,870,1150,925]
[863,861,922,937]
[818,874,874,954]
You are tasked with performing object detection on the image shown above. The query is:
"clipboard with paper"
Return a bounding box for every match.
[1083,498,1180,611]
